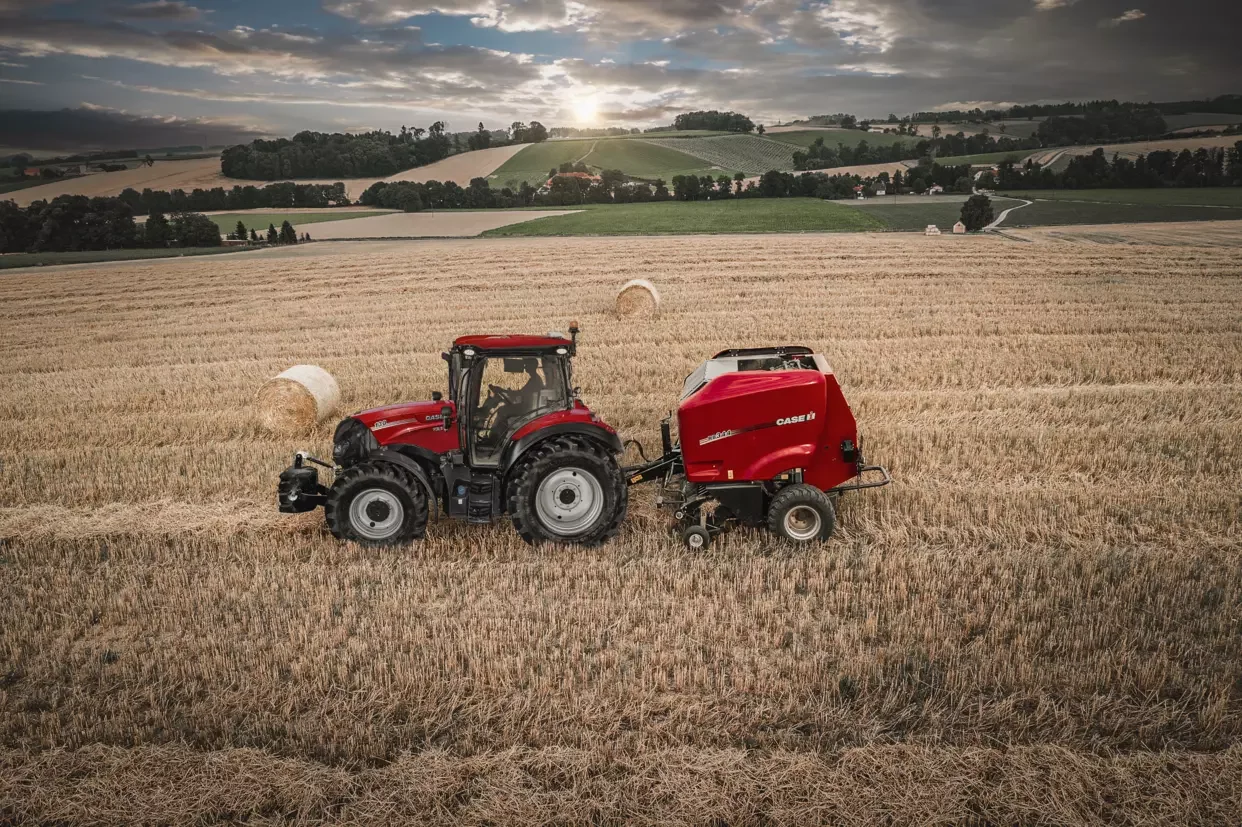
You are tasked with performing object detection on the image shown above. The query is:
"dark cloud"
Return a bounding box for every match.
[0,106,266,151]
[109,0,203,20]
[0,0,1239,144]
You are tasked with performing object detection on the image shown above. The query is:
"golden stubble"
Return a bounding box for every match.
[1,232,1240,824]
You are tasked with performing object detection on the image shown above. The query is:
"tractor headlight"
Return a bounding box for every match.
[332,417,377,467]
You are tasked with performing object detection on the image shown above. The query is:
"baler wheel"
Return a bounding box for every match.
[325,462,428,546]
[767,483,836,543]
[682,525,712,551]
[507,435,628,546]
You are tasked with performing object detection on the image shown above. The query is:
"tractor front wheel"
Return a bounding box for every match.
[767,483,836,543]
[507,435,627,545]
[325,462,428,546]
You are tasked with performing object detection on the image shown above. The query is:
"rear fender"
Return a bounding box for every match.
[500,423,623,477]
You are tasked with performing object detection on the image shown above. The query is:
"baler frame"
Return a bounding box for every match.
[622,414,891,547]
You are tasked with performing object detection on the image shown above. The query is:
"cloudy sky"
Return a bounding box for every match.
[0,0,1236,149]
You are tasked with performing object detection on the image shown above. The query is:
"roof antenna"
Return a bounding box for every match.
[569,320,579,355]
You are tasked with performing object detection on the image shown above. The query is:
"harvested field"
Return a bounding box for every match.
[304,209,581,238]
[2,235,1241,824]
[1000,218,1242,246]
[9,156,224,207]
[382,143,527,185]
[9,146,525,206]
[1055,134,1242,161]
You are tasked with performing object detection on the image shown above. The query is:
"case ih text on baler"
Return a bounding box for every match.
[277,325,889,549]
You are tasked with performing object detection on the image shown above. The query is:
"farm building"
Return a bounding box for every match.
[953,221,967,234]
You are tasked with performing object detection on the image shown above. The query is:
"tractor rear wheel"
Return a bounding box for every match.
[325,462,428,546]
[767,483,836,543]
[507,435,627,545]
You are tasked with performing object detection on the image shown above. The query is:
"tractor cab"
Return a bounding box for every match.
[445,332,577,468]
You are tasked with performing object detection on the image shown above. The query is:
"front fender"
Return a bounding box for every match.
[367,449,438,510]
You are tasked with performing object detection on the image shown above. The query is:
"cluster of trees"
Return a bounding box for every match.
[115,182,349,216]
[1036,109,1167,145]
[0,195,222,253]
[672,111,755,133]
[508,121,549,143]
[910,107,1008,122]
[982,143,1242,190]
[792,133,1038,171]
[550,126,635,138]
[225,219,305,245]
[220,125,452,180]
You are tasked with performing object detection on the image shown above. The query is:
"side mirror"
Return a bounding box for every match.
[440,405,453,426]
[432,391,443,402]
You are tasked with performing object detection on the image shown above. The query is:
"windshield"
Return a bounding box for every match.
[470,354,569,464]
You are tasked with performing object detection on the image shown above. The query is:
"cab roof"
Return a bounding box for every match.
[453,333,572,352]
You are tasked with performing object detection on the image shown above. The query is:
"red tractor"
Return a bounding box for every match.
[277,327,888,548]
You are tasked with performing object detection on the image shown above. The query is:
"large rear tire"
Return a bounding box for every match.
[325,462,428,546]
[507,435,627,545]
[767,483,836,543]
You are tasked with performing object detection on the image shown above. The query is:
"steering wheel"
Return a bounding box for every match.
[487,383,523,405]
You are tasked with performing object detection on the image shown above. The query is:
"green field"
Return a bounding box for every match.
[1164,112,1242,130]
[490,140,598,187]
[482,198,885,236]
[843,197,1025,231]
[0,246,251,270]
[493,138,722,186]
[641,135,794,175]
[1010,200,1242,226]
[936,151,1032,166]
[767,129,916,149]
[998,188,1242,207]
[205,211,391,234]
[581,140,720,179]
[843,191,1242,229]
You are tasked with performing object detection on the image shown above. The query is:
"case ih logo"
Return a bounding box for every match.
[776,411,816,426]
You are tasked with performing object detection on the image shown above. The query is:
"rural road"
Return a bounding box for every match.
[986,198,1033,230]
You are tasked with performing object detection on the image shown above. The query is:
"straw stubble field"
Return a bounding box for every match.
[1,235,1240,825]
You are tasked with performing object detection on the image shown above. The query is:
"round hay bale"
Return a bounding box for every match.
[615,278,661,318]
[256,365,340,434]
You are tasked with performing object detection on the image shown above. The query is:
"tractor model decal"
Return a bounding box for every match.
[700,411,818,446]
[370,416,422,431]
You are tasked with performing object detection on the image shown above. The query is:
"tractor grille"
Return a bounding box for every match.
[332,417,377,467]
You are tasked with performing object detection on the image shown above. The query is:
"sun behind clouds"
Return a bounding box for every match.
[573,95,598,124]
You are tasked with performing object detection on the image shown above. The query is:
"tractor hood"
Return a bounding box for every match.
[352,399,455,446]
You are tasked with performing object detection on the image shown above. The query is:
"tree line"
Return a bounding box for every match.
[221,126,452,180]
[0,195,224,254]
[0,179,353,253]
[1036,109,1167,145]
[221,119,552,181]
[982,143,1242,190]
[792,132,1039,170]
[114,181,350,215]
[672,111,755,132]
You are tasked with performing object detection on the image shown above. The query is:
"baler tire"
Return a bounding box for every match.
[767,483,836,543]
[507,435,627,546]
[325,462,428,546]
